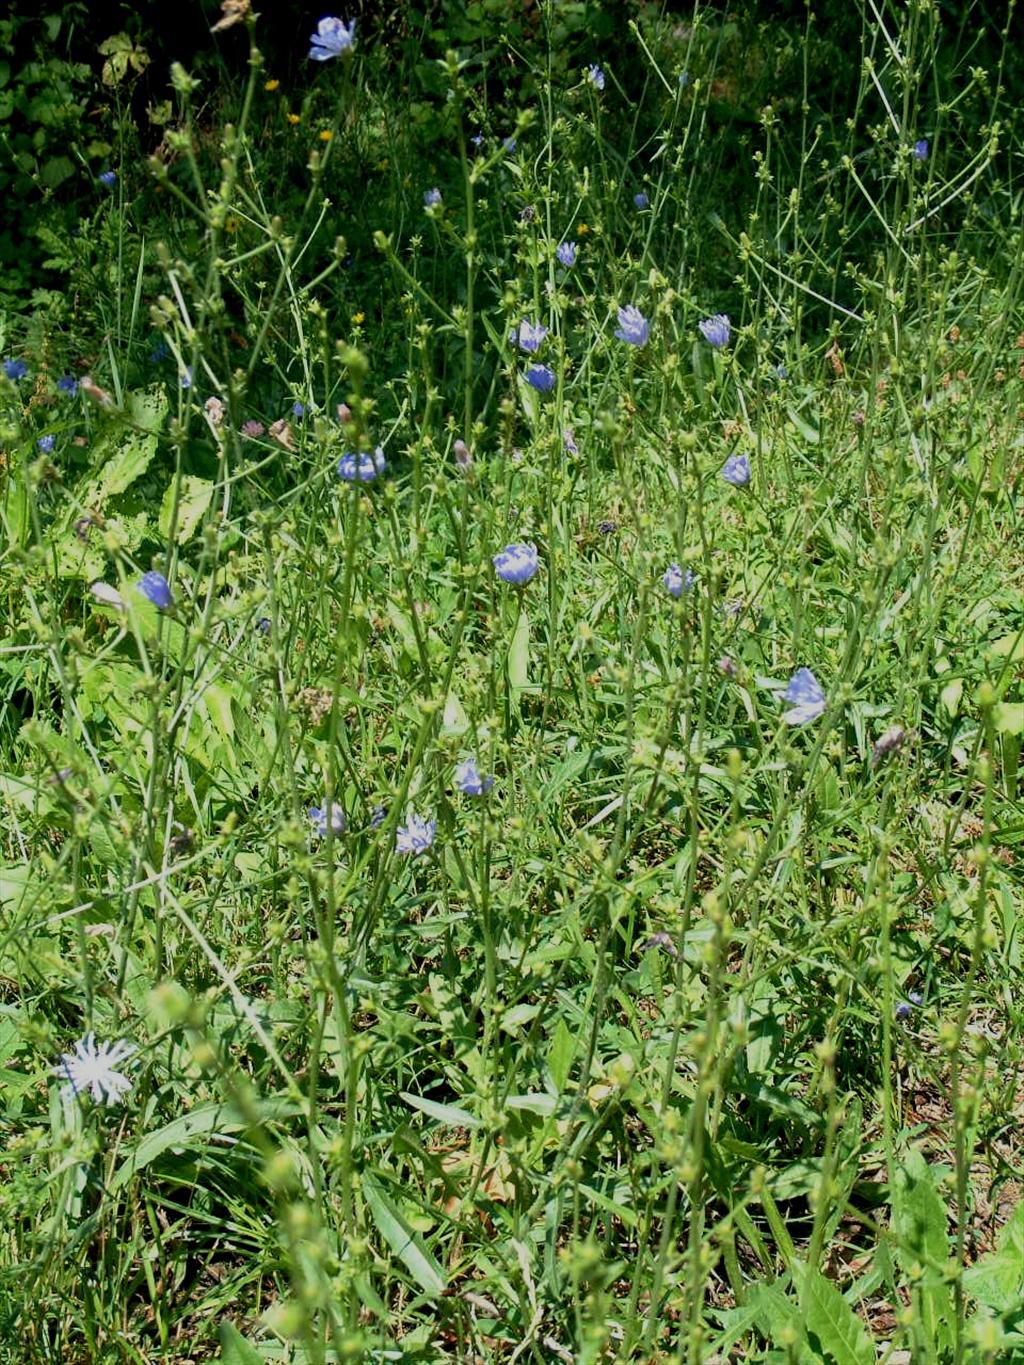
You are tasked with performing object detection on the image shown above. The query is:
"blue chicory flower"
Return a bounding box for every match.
[699,313,731,348]
[515,319,548,353]
[256,617,272,634]
[136,571,174,610]
[337,446,386,482]
[292,401,305,417]
[3,359,28,381]
[587,64,605,90]
[309,801,346,836]
[150,341,170,364]
[493,543,539,585]
[556,240,577,267]
[37,434,56,454]
[395,812,436,857]
[614,305,649,347]
[99,170,117,188]
[563,428,579,455]
[913,138,929,161]
[370,804,387,828]
[308,16,355,61]
[503,136,517,153]
[679,70,690,88]
[423,187,442,208]
[721,452,750,486]
[634,191,649,209]
[57,374,78,395]
[180,367,193,389]
[663,563,694,598]
[781,667,826,725]
[525,364,556,393]
[455,757,493,796]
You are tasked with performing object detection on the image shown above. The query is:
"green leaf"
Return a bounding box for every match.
[787,403,820,444]
[509,608,530,690]
[90,429,158,503]
[548,1017,575,1091]
[110,1099,300,1193]
[803,1268,874,1365]
[892,1149,953,1353]
[41,155,75,189]
[400,1092,482,1129]
[128,385,169,433]
[216,1322,263,1364]
[939,679,963,717]
[963,1201,1024,1314]
[993,702,1024,736]
[441,691,469,735]
[159,475,213,543]
[362,1171,446,1297]
[892,1148,949,1269]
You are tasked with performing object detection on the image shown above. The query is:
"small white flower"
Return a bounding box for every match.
[54,1032,136,1106]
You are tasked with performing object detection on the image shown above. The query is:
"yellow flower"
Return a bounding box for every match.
[287,113,301,125]
[225,216,239,233]
[577,222,590,234]
[319,129,333,142]
[264,79,280,91]
[351,311,365,325]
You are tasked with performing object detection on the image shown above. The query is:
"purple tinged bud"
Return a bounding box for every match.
[493,542,539,585]
[699,313,731,348]
[614,305,649,347]
[721,452,750,486]
[136,571,174,610]
[525,364,556,392]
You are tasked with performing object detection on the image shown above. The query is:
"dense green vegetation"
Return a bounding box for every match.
[1,2,1022,1360]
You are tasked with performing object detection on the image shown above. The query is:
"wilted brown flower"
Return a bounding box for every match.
[211,0,250,32]
[269,418,295,451]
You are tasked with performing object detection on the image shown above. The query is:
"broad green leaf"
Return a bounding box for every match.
[892,1149,953,1353]
[361,1171,445,1297]
[441,691,469,735]
[128,385,169,433]
[509,608,530,690]
[159,475,213,543]
[504,1093,557,1116]
[548,1017,575,1091]
[90,429,158,503]
[0,862,32,909]
[803,1268,874,1365]
[400,1092,481,1129]
[787,403,820,444]
[41,155,75,189]
[217,1322,263,1364]
[747,1282,809,1359]
[110,1099,300,1193]
[892,1148,949,1269]
[939,679,963,716]
[963,1201,1024,1313]
[987,631,1024,664]
[745,978,781,1076]
[993,702,1024,736]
